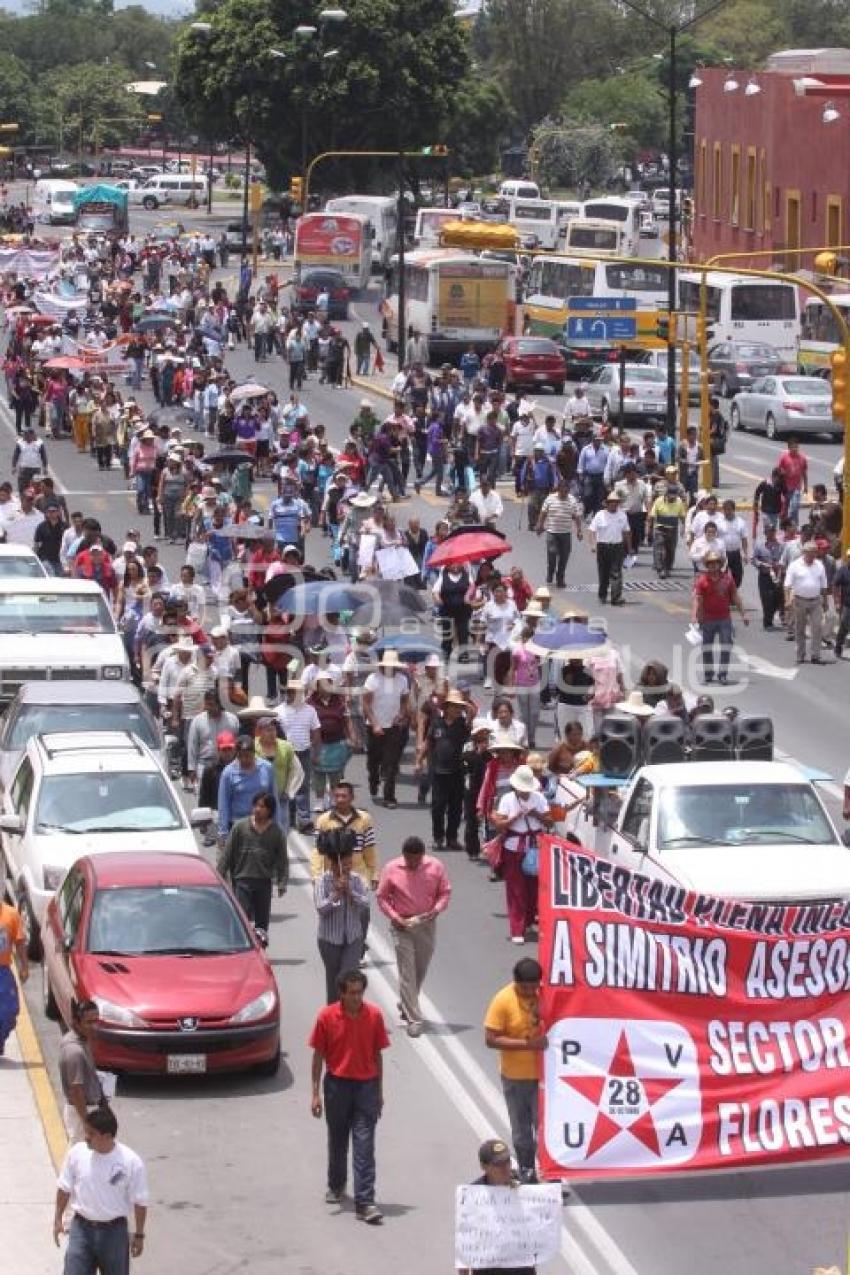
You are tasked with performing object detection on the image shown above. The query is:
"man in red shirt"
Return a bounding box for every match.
[777,437,808,525]
[309,969,389,1224]
[691,549,748,684]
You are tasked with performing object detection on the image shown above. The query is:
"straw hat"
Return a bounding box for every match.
[443,688,467,707]
[351,491,377,508]
[522,601,546,618]
[470,717,492,737]
[175,635,195,652]
[490,732,524,752]
[533,586,551,601]
[510,764,539,794]
[238,694,274,719]
[378,649,402,668]
[526,752,546,772]
[614,691,655,718]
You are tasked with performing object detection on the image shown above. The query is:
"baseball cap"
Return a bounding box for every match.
[478,1139,512,1166]
[216,731,237,748]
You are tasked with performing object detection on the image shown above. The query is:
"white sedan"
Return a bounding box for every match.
[729,375,839,440]
[584,362,669,422]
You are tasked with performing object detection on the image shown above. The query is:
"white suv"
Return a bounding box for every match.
[0,732,210,957]
[0,578,128,702]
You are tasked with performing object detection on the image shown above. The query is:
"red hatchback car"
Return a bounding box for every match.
[41,853,280,1077]
[495,336,567,394]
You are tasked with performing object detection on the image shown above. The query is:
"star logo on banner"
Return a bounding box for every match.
[562,1028,685,1158]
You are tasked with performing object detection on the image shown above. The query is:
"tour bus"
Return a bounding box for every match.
[383,248,517,364]
[581,197,642,257]
[563,218,625,258]
[294,211,372,292]
[677,272,801,364]
[324,195,397,271]
[524,254,668,370]
[799,294,850,376]
[554,200,583,243]
[413,207,457,248]
[506,197,560,250]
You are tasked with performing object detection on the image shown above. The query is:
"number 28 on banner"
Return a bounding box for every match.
[544,1017,701,1170]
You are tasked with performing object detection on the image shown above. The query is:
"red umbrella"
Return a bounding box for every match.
[427,530,512,570]
[44,356,86,370]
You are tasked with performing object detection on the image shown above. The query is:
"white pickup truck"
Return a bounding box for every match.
[598,760,850,902]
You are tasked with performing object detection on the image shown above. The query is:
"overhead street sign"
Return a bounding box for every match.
[568,296,637,312]
[567,315,637,341]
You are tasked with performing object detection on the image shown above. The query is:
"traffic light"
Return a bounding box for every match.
[290,176,303,205]
[682,196,693,221]
[656,312,677,343]
[420,145,448,156]
[831,348,848,423]
[696,314,717,347]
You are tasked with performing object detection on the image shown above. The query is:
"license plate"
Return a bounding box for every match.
[167,1054,207,1074]
[533,372,548,380]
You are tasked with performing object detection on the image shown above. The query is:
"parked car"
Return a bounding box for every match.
[495,336,567,394]
[601,761,850,901]
[584,363,669,422]
[0,681,163,793]
[294,268,350,320]
[708,340,789,397]
[636,347,702,403]
[0,546,48,579]
[0,731,209,957]
[41,852,281,1076]
[729,375,838,439]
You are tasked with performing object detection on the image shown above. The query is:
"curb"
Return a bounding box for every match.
[349,373,395,403]
[14,968,68,1171]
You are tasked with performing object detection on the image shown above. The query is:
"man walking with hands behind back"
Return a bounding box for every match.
[377,835,452,1038]
[484,959,547,1183]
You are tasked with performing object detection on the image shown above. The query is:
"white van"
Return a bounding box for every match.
[499,179,541,201]
[33,179,79,226]
[140,174,207,208]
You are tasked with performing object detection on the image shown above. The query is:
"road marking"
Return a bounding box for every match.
[13,967,68,1171]
[290,832,638,1275]
[720,461,763,484]
[743,652,799,681]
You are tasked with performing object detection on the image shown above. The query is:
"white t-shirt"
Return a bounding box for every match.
[497,788,549,850]
[511,419,536,457]
[785,557,827,599]
[469,488,504,522]
[362,671,408,729]
[57,1141,149,1222]
[483,714,528,748]
[277,701,321,751]
[717,513,748,553]
[481,598,519,650]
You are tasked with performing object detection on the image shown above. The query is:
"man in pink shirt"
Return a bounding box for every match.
[777,437,808,525]
[376,836,451,1038]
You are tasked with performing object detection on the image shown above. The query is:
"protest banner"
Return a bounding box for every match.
[538,836,850,1180]
[454,1183,561,1269]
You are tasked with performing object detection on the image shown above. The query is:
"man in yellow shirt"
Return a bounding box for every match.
[647,484,687,578]
[484,959,547,1183]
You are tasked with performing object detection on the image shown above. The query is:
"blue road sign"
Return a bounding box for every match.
[567,315,637,341]
[567,296,637,312]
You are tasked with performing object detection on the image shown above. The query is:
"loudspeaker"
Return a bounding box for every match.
[599,713,641,777]
[691,713,735,761]
[644,716,687,765]
[736,715,774,761]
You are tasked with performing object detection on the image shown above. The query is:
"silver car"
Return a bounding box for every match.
[729,375,838,440]
[638,348,702,403]
[585,363,669,422]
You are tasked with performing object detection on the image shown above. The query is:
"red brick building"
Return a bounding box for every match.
[691,49,850,268]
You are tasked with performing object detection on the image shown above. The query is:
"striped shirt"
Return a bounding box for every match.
[314,870,370,944]
[539,492,582,534]
[310,808,379,883]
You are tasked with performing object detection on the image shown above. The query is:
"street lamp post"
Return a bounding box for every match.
[617,0,731,434]
[295,10,346,203]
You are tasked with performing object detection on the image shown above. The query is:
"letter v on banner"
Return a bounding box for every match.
[537,835,850,1180]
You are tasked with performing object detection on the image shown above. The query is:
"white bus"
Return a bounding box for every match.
[678,272,801,363]
[554,200,583,244]
[799,294,850,376]
[524,254,668,347]
[324,195,398,271]
[506,197,560,250]
[564,218,625,257]
[581,197,641,256]
[413,207,457,249]
[383,248,517,363]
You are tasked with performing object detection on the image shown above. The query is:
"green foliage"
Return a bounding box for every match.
[33,61,146,152]
[174,0,469,190]
[563,71,666,152]
[531,118,618,190]
[0,52,35,139]
[445,76,509,177]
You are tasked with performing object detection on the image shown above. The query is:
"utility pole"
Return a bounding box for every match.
[396,148,406,371]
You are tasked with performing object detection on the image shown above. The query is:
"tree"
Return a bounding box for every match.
[0,53,36,140]
[33,61,146,153]
[174,0,470,190]
[445,76,510,178]
[531,118,619,192]
[563,71,666,152]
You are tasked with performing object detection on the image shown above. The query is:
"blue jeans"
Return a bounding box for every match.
[293,749,312,826]
[135,471,153,514]
[787,488,802,524]
[323,1074,381,1203]
[701,618,733,680]
[65,1216,129,1275]
[501,1076,538,1176]
[0,965,19,1050]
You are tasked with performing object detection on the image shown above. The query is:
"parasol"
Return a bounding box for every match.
[526,618,609,661]
[206,449,255,467]
[374,633,442,662]
[350,578,431,628]
[231,382,270,402]
[274,580,369,616]
[213,522,270,541]
[426,530,512,571]
[134,313,177,333]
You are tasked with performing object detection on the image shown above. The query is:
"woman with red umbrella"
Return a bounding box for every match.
[432,560,475,660]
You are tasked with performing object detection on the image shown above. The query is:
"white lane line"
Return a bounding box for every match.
[290,831,638,1275]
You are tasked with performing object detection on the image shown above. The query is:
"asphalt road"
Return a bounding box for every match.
[8,219,850,1275]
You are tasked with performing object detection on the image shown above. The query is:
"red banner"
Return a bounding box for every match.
[294,214,364,269]
[538,837,850,1179]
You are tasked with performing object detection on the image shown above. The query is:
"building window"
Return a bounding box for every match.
[698,140,707,216]
[786,189,802,268]
[761,150,770,233]
[811,191,818,224]
[827,197,842,248]
[730,145,741,225]
[712,142,722,219]
[774,185,780,222]
[745,148,756,232]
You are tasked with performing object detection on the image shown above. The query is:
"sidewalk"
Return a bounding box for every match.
[0,984,67,1275]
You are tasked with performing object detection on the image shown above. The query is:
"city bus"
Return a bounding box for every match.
[324,195,397,271]
[383,248,517,363]
[581,197,641,256]
[505,197,560,249]
[294,212,372,292]
[564,218,625,257]
[799,294,850,375]
[677,272,801,363]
